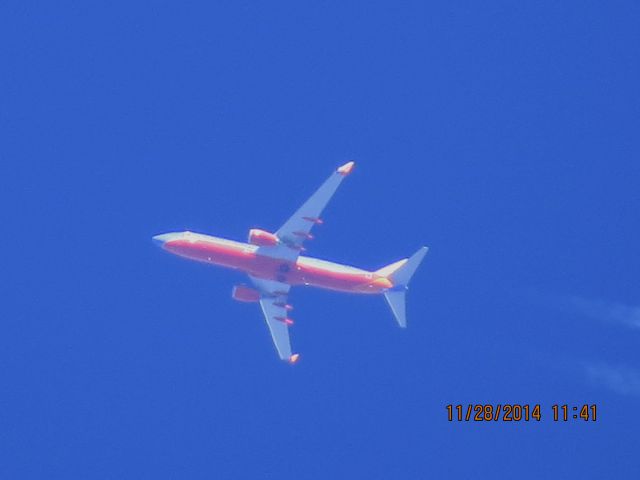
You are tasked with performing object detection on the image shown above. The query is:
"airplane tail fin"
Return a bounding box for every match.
[376,246,429,328]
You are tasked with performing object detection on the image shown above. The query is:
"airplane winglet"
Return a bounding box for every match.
[337,161,355,176]
[289,353,300,364]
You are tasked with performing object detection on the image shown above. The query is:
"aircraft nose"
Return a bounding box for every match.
[152,233,174,247]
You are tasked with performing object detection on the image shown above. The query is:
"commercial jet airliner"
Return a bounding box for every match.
[153,162,428,363]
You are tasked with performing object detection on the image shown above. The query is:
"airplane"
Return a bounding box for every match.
[152,162,428,363]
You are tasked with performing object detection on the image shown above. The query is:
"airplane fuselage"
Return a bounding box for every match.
[154,231,392,294]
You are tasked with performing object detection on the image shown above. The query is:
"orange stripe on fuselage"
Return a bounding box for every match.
[164,237,389,294]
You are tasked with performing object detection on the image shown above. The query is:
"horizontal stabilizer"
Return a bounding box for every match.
[388,247,428,287]
[384,290,407,328]
[380,246,428,328]
[375,259,407,278]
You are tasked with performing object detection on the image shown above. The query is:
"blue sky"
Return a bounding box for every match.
[1,1,639,478]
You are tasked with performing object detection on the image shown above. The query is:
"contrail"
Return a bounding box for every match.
[568,296,640,329]
[584,362,640,396]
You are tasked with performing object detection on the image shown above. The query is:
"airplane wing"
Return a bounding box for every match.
[257,161,355,262]
[249,276,299,363]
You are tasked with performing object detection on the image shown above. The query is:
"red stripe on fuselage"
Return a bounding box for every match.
[164,237,387,294]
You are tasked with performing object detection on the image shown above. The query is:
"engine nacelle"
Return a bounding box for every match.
[248,228,279,247]
[232,285,261,303]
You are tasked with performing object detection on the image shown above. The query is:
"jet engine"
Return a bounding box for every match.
[248,229,279,247]
[232,285,261,303]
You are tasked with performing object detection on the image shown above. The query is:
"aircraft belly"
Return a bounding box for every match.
[166,240,255,270]
[166,240,380,294]
[241,254,372,293]
[292,262,374,293]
